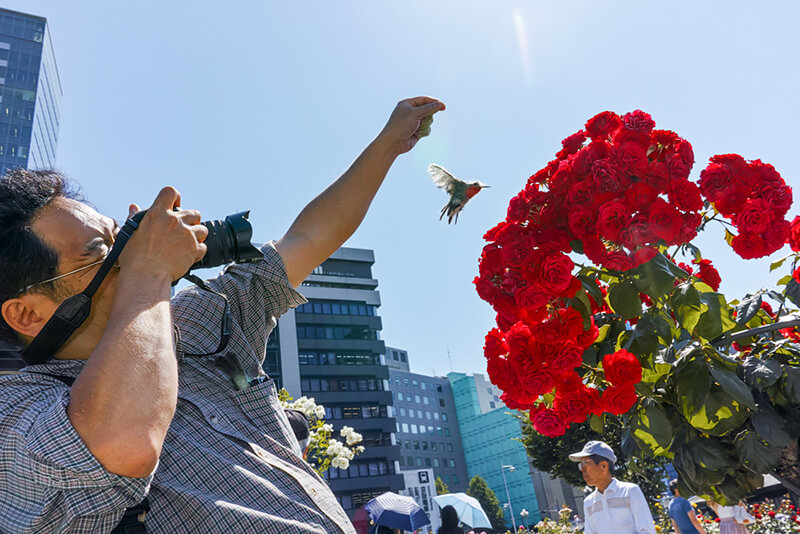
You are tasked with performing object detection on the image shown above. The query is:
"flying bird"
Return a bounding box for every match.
[428,163,490,224]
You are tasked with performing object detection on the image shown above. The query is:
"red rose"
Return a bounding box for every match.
[621,215,656,248]
[533,307,585,344]
[644,161,670,191]
[484,221,509,242]
[500,391,533,410]
[602,384,639,415]
[474,275,499,304]
[597,201,629,242]
[530,407,568,437]
[545,341,584,376]
[486,356,516,392]
[484,328,509,360]
[733,198,773,234]
[676,139,694,166]
[750,159,784,189]
[507,194,531,223]
[602,251,634,271]
[493,294,520,328]
[538,252,575,293]
[757,185,793,218]
[521,369,556,398]
[762,219,790,255]
[651,129,679,149]
[668,179,703,212]
[677,212,702,243]
[585,111,621,140]
[698,162,733,202]
[582,235,608,265]
[591,159,624,193]
[649,199,683,244]
[567,179,595,206]
[790,216,800,252]
[554,388,593,424]
[622,109,655,132]
[555,371,583,393]
[506,322,533,359]
[479,244,504,277]
[560,130,587,155]
[624,183,659,212]
[630,247,658,267]
[576,317,600,347]
[567,206,595,238]
[613,141,649,177]
[731,233,767,260]
[514,284,549,312]
[693,259,721,291]
[603,349,643,386]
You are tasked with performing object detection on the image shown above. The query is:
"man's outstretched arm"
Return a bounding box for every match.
[276,96,444,287]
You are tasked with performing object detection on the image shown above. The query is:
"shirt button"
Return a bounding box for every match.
[210,415,218,424]
[311,488,317,496]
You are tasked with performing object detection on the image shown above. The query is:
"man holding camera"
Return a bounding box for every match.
[0,96,444,533]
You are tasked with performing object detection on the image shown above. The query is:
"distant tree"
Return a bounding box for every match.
[520,416,670,513]
[467,475,506,532]
[436,475,450,495]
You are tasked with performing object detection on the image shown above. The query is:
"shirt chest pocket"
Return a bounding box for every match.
[605,496,635,529]
[234,379,300,455]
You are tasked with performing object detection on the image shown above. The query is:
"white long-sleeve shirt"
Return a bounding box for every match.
[583,478,657,534]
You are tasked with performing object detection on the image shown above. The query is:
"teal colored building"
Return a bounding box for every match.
[448,372,541,528]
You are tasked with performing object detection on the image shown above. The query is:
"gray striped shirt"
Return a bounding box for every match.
[0,243,355,533]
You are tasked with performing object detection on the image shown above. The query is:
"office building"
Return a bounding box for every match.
[0,8,61,372]
[275,247,404,516]
[0,7,61,174]
[387,347,469,494]
[448,371,543,527]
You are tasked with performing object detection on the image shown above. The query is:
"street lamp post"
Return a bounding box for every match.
[501,464,517,532]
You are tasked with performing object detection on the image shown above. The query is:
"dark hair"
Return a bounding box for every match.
[441,504,459,527]
[587,454,615,474]
[669,479,679,495]
[0,169,81,344]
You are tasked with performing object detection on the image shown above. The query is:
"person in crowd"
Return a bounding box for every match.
[707,499,753,534]
[568,440,656,534]
[437,504,464,534]
[0,96,444,533]
[667,479,706,534]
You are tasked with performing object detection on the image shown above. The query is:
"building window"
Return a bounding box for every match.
[433,458,440,467]
[400,353,406,362]
[436,385,443,393]
[404,440,411,449]
[444,428,451,437]
[425,457,432,467]
[415,457,423,467]
[412,380,418,388]
[490,401,496,409]
[447,443,454,452]
[415,395,421,403]
[439,398,446,407]
[452,475,459,484]
[449,459,456,468]
[402,423,409,433]
[398,392,404,401]
[399,407,406,417]
[410,424,418,434]
[441,413,448,422]
[423,397,429,405]
[421,382,427,391]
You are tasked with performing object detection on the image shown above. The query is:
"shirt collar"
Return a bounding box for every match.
[604,478,620,495]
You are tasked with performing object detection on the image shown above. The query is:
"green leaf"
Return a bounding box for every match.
[579,275,603,308]
[627,315,659,359]
[631,398,674,456]
[589,413,604,434]
[632,252,689,301]
[781,367,800,404]
[752,401,794,447]
[786,279,800,308]
[770,256,789,272]
[688,437,732,471]
[724,228,736,246]
[652,313,674,344]
[709,361,756,410]
[670,283,706,334]
[778,275,793,286]
[735,430,783,474]
[675,353,711,421]
[569,239,584,254]
[642,362,671,386]
[595,324,611,344]
[608,281,642,320]
[741,356,782,391]
[735,294,762,326]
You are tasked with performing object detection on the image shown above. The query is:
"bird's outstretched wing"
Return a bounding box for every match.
[428,163,459,195]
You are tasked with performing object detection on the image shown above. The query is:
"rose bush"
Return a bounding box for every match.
[475,110,800,503]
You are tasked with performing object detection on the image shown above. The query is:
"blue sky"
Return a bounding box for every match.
[12,1,800,376]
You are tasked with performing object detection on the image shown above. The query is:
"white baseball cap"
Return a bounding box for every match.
[568,440,617,464]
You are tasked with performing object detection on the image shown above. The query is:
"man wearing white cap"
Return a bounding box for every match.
[569,440,656,534]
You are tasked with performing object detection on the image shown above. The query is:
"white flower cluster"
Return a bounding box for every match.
[282,396,325,421]
[340,426,363,446]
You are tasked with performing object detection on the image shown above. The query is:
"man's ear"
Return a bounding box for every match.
[1,294,55,339]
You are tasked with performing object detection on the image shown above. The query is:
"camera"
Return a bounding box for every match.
[192,211,262,269]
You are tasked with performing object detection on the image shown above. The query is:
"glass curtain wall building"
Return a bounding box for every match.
[0,7,61,174]
[448,371,542,527]
[276,247,404,517]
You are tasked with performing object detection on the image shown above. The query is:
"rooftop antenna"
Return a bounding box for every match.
[447,348,454,372]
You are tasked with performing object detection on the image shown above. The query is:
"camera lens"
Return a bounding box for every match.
[191,211,262,270]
